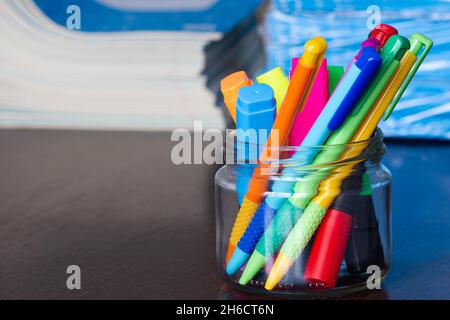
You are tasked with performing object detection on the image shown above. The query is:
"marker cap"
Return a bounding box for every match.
[304,209,353,288]
[368,24,398,46]
[221,71,252,122]
[236,84,276,135]
[256,67,289,112]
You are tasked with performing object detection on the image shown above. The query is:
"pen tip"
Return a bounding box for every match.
[264,253,294,290]
[225,243,235,264]
[239,251,267,285]
[226,248,249,275]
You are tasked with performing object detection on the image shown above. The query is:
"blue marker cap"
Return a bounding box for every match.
[236,84,276,137]
[327,47,381,131]
[235,84,276,206]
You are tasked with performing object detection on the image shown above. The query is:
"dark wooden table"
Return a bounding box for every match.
[0,129,449,299]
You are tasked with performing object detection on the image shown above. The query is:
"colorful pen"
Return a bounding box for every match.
[225,37,327,264]
[256,67,289,112]
[265,34,432,289]
[226,47,381,275]
[342,24,395,78]
[333,175,387,274]
[240,35,410,285]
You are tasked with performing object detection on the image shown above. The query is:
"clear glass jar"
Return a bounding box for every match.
[215,129,391,297]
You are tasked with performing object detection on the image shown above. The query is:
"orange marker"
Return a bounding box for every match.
[225,37,327,263]
[220,71,253,123]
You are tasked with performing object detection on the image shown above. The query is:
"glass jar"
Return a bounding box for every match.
[215,128,391,297]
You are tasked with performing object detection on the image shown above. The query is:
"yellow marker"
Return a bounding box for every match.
[257,67,289,112]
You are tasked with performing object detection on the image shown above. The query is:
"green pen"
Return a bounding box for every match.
[239,35,410,285]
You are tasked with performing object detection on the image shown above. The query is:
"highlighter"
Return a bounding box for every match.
[235,84,276,205]
[289,59,329,147]
[221,71,252,122]
[256,67,289,112]
[305,167,383,287]
[303,208,353,288]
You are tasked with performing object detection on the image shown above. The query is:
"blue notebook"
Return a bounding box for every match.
[34,0,263,33]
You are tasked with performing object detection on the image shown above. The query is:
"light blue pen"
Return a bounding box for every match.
[226,47,382,275]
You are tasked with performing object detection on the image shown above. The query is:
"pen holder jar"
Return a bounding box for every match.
[215,129,391,297]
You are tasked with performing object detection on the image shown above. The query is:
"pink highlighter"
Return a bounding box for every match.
[288,58,329,147]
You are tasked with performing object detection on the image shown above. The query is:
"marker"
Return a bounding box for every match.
[220,71,252,123]
[289,59,329,147]
[235,84,276,205]
[332,177,387,274]
[303,208,353,288]
[265,34,432,290]
[240,35,410,285]
[226,47,380,275]
[257,67,289,112]
[307,167,382,286]
[221,71,254,206]
[225,37,327,264]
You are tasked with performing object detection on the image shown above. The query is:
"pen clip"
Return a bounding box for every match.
[383,33,433,120]
[327,47,381,131]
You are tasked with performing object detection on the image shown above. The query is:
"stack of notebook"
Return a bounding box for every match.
[0,0,266,130]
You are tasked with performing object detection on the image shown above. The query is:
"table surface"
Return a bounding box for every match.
[0,129,449,300]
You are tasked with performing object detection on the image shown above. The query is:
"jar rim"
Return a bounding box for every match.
[225,128,385,168]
